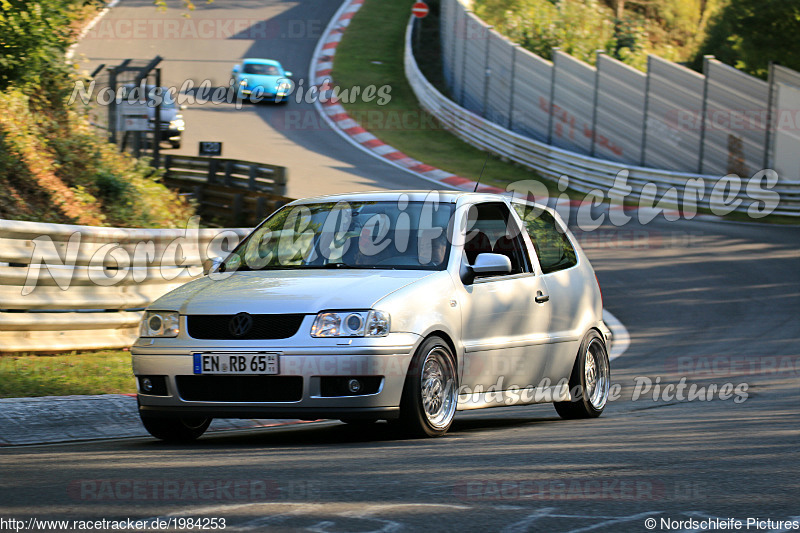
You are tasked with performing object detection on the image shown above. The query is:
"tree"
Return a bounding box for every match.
[0,0,77,89]
[693,0,800,78]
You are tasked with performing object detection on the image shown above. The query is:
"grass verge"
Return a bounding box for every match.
[0,350,136,398]
[332,0,797,224]
[332,0,561,195]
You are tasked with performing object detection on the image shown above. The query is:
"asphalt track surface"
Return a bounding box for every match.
[1,1,798,531]
[71,0,435,199]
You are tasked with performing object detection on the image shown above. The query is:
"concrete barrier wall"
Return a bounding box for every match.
[439,0,799,181]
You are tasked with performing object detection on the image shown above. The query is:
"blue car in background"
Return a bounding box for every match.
[231,58,293,103]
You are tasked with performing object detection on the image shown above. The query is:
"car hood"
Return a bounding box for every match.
[240,73,284,89]
[151,269,434,315]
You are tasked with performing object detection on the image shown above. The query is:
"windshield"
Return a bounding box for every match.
[223,200,455,272]
[243,63,281,75]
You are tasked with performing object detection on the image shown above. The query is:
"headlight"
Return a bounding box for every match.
[311,310,390,338]
[169,117,185,130]
[140,311,180,338]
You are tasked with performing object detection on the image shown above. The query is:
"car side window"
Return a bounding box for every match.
[512,204,577,274]
[465,202,531,276]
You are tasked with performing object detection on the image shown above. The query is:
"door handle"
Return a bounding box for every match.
[535,292,550,304]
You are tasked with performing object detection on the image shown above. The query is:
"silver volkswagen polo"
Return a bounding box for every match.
[132,191,611,440]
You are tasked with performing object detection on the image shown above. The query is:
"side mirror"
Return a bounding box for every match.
[202,256,223,276]
[284,70,293,77]
[232,64,240,74]
[472,253,512,274]
[461,253,511,285]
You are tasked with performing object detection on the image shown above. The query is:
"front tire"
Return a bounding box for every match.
[554,330,610,419]
[140,414,211,442]
[396,336,458,437]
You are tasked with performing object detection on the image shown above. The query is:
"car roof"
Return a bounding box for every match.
[282,190,562,230]
[288,190,545,208]
[241,58,282,66]
[290,190,473,204]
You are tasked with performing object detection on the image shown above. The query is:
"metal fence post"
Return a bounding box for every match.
[248,165,258,190]
[640,55,653,166]
[764,62,776,169]
[459,10,470,107]
[482,27,493,118]
[507,45,518,130]
[152,67,161,169]
[547,48,560,145]
[108,67,117,145]
[697,55,713,174]
[448,0,458,93]
[589,51,604,157]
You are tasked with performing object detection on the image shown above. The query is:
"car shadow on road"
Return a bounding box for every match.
[129,414,563,449]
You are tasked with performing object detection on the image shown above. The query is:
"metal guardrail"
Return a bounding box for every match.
[0,156,292,352]
[406,17,800,217]
[0,220,249,352]
[163,155,292,226]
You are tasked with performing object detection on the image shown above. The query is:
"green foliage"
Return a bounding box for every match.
[0,0,83,90]
[474,0,617,65]
[692,0,800,78]
[0,71,196,227]
[621,0,728,62]
[0,0,197,228]
[474,0,733,69]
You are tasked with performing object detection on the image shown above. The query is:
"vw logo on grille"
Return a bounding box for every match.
[228,312,253,337]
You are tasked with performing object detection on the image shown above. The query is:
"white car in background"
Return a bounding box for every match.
[132,191,611,440]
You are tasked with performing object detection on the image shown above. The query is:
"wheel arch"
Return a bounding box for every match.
[422,329,458,370]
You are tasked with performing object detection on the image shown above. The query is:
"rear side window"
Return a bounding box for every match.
[513,204,577,274]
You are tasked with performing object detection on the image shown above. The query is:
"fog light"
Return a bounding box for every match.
[347,378,362,394]
[142,378,153,392]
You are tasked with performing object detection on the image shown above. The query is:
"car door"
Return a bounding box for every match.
[512,203,587,382]
[457,201,552,401]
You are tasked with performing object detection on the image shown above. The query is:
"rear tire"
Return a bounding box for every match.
[396,336,458,437]
[554,330,610,419]
[140,414,211,442]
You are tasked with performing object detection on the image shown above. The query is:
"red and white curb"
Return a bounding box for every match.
[309,0,727,225]
[310,0,503,195]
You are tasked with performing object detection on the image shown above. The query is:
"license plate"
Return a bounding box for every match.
[193,352,279,375]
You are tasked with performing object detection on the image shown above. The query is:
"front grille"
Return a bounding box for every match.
[187,314,306,340]
[176,376,303,402]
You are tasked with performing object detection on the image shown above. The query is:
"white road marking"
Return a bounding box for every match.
[562,511,662,533]
[603,309,630,361]
[66,0,122,60]
[500,507,557,533]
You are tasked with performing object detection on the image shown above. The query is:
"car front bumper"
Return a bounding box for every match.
[238,87,289,102]
[132,333,420,420]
